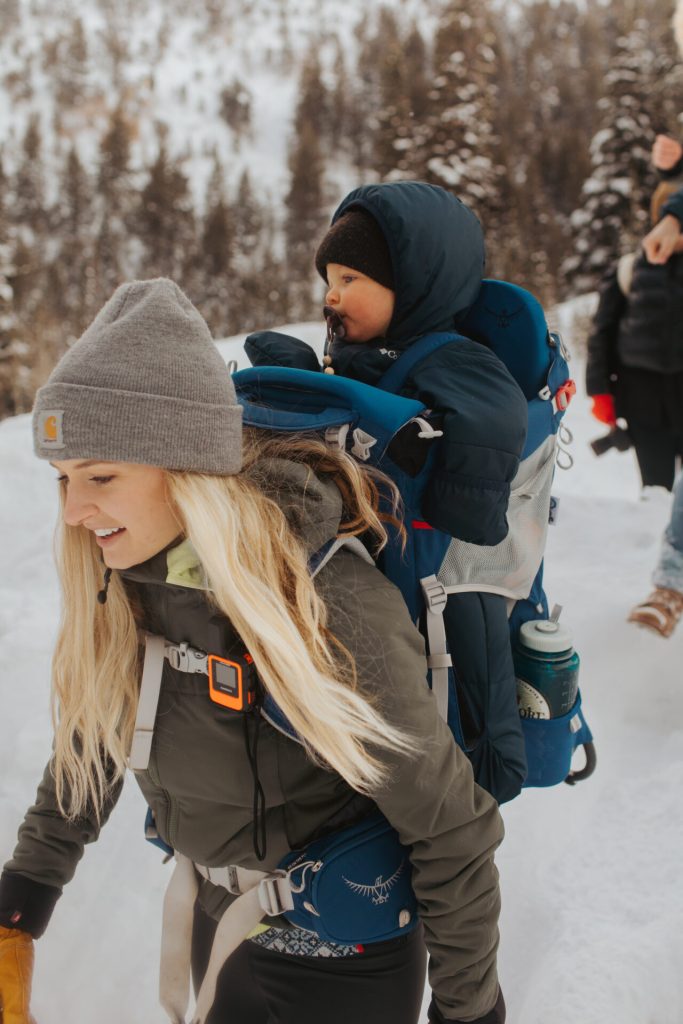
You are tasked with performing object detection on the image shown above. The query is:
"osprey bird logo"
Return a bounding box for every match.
[342,861,405,905]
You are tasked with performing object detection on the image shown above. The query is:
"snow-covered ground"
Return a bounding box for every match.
[1,318,681,1023]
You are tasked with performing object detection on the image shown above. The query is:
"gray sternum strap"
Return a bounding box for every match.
[421,575,452,722]
[159,854,294,1024]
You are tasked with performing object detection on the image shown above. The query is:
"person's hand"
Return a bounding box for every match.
[0,926,36,1024]
[590,395,617,426]
[652,134,683,171]
[642,214,681,264]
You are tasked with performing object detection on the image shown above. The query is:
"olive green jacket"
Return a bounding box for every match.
[2,460,504,1021]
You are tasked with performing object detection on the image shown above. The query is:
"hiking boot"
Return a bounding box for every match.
[628,587,683,638]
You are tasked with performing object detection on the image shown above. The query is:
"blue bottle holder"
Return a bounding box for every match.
[521,690,596,788]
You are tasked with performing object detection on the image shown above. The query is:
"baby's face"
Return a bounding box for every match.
[324,264,395,343]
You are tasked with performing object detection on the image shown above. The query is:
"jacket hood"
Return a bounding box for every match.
[332,181,485,345]
[120,459,343,588]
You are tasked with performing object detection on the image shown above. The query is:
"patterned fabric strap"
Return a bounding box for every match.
[248,925,362,958]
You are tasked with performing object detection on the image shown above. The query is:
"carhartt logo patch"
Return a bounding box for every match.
[38,410,65,448]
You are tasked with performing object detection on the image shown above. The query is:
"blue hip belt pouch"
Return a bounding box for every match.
[279,813,418,945]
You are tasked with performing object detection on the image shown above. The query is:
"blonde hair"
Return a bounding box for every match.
[51,431,414,820]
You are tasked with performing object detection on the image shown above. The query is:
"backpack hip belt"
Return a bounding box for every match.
[160,816,416,1024]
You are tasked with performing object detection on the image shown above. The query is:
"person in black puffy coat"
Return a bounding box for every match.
[586,179,683,490]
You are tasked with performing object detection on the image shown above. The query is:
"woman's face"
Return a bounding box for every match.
[52,459,181,569]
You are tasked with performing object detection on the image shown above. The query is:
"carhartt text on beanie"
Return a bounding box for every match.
[315,208,394,290]
[32,278,243,474]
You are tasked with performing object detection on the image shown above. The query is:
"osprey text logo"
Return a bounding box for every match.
[342,859,405,905]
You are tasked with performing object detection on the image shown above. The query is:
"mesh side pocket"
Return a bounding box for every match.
[439,434,557,600]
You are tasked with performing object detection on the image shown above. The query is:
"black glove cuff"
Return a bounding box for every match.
[0,870,62,938]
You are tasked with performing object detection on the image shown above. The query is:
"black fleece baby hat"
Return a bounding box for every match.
[315,208,394,290]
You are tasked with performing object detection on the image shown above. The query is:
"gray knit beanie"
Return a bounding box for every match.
[32,278,243,474]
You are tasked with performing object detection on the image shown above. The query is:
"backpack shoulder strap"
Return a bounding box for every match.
[310,535,375,578]
[376,331,467,394]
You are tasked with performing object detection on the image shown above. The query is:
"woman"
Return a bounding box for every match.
[0,279,504,1024]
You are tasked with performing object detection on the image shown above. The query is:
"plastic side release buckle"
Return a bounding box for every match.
[421,574,448,614]
[351,428,377,461]
[165,641,208,674]
[553,379,576,413]
[258,872,294,916]
[325,424,350,450]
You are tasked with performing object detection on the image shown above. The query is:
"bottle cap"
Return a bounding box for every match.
[519,618,573,653]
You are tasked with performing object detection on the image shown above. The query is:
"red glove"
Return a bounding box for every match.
[590,394,617,426]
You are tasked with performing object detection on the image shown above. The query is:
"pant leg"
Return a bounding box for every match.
[653,472,683,592]
[616,367,678,489]
[628,422,677,490]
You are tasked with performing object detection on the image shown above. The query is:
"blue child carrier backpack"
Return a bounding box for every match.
[143,280,596,964]
[233,279,594,802]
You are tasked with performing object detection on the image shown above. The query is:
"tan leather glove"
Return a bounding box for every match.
[0,925,36,1024]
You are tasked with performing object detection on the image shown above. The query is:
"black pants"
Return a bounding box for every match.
[616,367,683,490]
[191,902,427,1024]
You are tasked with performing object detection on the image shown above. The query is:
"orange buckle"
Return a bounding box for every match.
[554,379,576,412]
[208,652,257,712]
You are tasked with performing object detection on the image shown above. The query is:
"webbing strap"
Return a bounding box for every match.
[159,856,294,1024]
[159,854,199,1023]
[421,575,451,722]
[313,535,375,578]
[129,634,166,771]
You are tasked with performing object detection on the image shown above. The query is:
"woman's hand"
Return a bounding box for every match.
[0,926,36,1024]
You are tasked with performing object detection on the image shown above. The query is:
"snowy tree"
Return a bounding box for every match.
[418,0,507,269]
[135,131,197,282]
[284,53,328,320]
[373,16,430,180]
[563,21,657,295]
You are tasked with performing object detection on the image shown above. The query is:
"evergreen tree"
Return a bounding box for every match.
[50,147,96,333]
[372,17,431,180]
[284,54,328,320]
[94,104,133,302]
[12,115,46,237]
[418,0,506,269]
[563,21,657,295]
[233,169,263,262]
[135,131,197,281]
[194,156,233,336]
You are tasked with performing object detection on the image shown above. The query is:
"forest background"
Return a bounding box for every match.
[1,0,682,418]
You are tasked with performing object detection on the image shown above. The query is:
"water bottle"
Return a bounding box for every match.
[514,606,580,720]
